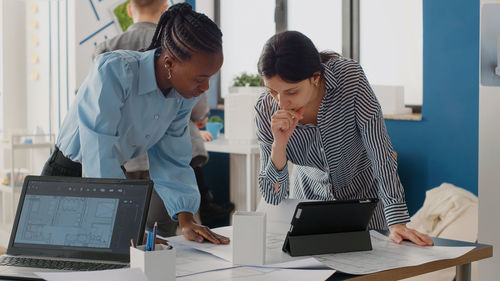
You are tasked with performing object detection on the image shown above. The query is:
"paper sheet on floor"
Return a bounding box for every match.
[313,231,475,275]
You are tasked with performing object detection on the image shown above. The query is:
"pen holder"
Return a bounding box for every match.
[232,211,266,265]
[130,244,176,281]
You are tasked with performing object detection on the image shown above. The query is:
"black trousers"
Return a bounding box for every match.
[41,147,177,237]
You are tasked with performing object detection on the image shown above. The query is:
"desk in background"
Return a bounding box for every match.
[204,134,260,211]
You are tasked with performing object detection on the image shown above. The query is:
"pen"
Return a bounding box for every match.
[152,222,158,251]
[146,232,152,251]
[130,238,136,248]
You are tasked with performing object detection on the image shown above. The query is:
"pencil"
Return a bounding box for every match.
[152,222,158,251]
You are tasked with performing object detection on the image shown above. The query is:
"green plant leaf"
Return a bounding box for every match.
[208,115,223,124]
[114,1,133,32]
[232,72,262,87]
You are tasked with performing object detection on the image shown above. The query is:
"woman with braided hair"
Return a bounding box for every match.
[41,3,229,244]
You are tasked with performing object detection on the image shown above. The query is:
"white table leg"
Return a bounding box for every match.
[245,153,254,211]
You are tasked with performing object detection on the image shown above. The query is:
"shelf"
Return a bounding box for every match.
[384,113,422,121]
[0,133,55,149]
[0,141,54,150]
[0,223,13,248]
[0,184,21,193]
[9,142,54,149]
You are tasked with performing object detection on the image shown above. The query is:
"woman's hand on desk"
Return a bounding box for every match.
[178,212,230,244]
[389,224,434,246]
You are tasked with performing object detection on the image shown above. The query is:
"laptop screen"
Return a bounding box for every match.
[7,176,153,263]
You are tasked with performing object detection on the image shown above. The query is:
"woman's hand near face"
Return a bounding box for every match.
[269,107,304,171]
[177,212,229,244]
[270,107,305,147]
[389,224,434,246]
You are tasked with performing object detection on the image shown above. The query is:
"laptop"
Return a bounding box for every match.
[0,176,153,279]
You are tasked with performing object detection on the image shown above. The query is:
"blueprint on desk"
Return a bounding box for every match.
[169,226,325,267]
[169,198,326,268]
[170,199,475,275]
[314,231,474,275]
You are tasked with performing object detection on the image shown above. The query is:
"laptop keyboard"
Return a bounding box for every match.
[0,256,127,271]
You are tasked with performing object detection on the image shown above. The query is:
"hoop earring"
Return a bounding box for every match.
[165,66,172,80]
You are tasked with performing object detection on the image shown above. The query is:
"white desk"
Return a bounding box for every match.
[204,134,260,211]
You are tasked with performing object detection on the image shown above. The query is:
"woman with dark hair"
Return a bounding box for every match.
[41,3,228,244]
[255,31,432,246]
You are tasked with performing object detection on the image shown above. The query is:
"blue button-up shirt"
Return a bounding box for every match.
[57,49,201,220]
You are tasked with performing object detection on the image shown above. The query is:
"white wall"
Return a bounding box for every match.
[478,87,500,279]
[1,0,27,135]
[478,1,500,279]
[0,0,27,246]
[196,0,214,20]
[72,0,120,90]
[0,0,27,171]
[24,0,123,139]
[0,0,3,140]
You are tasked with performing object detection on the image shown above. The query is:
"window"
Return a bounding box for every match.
[217,0,423,116]
[287,0,343,54]
[360,0,423,106]
[219,0,343,99]
[219,0,276,98]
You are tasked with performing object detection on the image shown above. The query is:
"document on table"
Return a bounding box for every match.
[168,226,324,267]
[175,242,237,277]
[177,267,335,281]
[313,231,475,275]
[36,268,148,281]
[169,199,327,268]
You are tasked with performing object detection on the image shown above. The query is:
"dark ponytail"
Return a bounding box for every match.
[145,3,222,61]
[258,31,337,83]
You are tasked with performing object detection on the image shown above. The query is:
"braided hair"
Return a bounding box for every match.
[146,2,222,61]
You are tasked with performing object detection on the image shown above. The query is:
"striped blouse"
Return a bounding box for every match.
[254,56,410,229]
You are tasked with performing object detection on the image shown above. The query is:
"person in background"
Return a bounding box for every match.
[93,0,234,236]
[94,0,167,56]
[255,31,433,246]
[189,95,235,225]
[42,3,228,244]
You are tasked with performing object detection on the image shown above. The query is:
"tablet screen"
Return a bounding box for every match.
[289,198,378,236]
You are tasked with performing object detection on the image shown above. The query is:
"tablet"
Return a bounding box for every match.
[282,198,379,255]
[287,198,379,236]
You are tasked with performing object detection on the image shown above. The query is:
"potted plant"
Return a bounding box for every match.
[224,73,264,144]
[205,116,224,140]
[228,72,266,95]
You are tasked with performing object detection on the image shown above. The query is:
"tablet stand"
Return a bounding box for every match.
[283,230,372,256]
